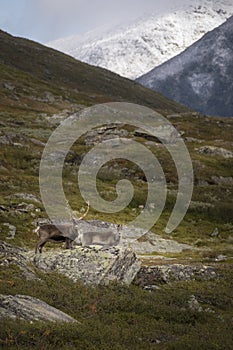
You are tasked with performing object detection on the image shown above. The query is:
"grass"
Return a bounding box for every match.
[0,113,232,253]
[0,29,190,115]
[0,265,232,349]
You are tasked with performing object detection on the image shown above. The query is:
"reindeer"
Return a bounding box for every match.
[35,201,90,253]
[79,224,122,247]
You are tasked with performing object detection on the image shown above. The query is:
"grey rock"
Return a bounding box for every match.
[45,111,74,126]
[31,246,141,285]
[188,295,215,314]
[188,295,203,312]
[0,294,77,322]
[189,201,214,211]
[85,125,129,146]
[130,232,193,254]
[3,223,16,239]
[44,91,55,103]
[0,131,24,146]
[30,138,46,147]
[143,285,161,291]
[0,241,140,286]
[0,241,38,280]
[135,264,217,286]
[211,176,233,185]
[3,82,15,91]
[215,254,227,261]
[9,193,41,203]
[185,137,203,143]
[14,202,35,213]
[196,146,233,159]
[197,179,209,186]
[0,135,11,145]
[211,228,219,237]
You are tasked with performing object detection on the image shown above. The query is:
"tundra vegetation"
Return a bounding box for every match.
[0,30,233,349]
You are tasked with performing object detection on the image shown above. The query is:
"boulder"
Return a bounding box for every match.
[0,241,38,280]
[3,223,16,239]
[31,246,141,285]
[211,176,233,186]
[196,146,233,159]
[8,192,41,203]
[135,264,217,287]
[130,234,193,254]
[0,294,77,322]
[0,241,141,285]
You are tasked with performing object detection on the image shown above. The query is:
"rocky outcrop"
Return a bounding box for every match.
[197,146,233,159]
[0,294,77,322]
[0,241,38,280]
[135,264,217,287]
[2,223,16,239]
[31,246,140,285]
[8,193,41,203]
[0,241,141,285]
[130,232,192,255]
[211,176,233,186]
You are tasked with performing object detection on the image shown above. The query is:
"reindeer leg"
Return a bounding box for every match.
[65,237,72,249]
[35,239,47,254]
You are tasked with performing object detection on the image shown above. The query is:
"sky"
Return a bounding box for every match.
[0,0,194,43]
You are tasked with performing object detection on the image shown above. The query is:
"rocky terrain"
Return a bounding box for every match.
[138,15,233,117]
[0,29,232,349]
[47,0,233,79]
[0,294,77,323]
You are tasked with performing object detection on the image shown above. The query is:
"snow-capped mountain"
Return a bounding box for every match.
[47,0,233,79]
[137,15,233,117]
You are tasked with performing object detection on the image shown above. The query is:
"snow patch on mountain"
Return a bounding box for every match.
[137,16,233,117]
[47,0,233,79]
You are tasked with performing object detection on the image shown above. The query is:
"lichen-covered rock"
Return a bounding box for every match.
[135,264,217,286]
[7,192,41,203]
[130,231,193,254]
[30,246,141,285]
[211,176,233,186]
[0,294,77,322]
[197,146,233,158]
[0,241,141,285]
[0,241,37,280]
[3,223,16,239]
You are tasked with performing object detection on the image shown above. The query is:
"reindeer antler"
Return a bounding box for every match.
[65,199,90,222]
[77,201,90,221]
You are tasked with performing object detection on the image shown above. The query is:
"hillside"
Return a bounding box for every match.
[47,0,233,79]
[0,29,188,116]
[137,16,233,117]
[0,30,233,349]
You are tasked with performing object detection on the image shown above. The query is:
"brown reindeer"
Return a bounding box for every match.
[35,202,89,253]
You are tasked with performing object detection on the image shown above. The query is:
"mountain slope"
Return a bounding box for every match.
[1,26,233,350]
[137,16,233,117]
[47,0,233,79]
[0,29,188,115]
